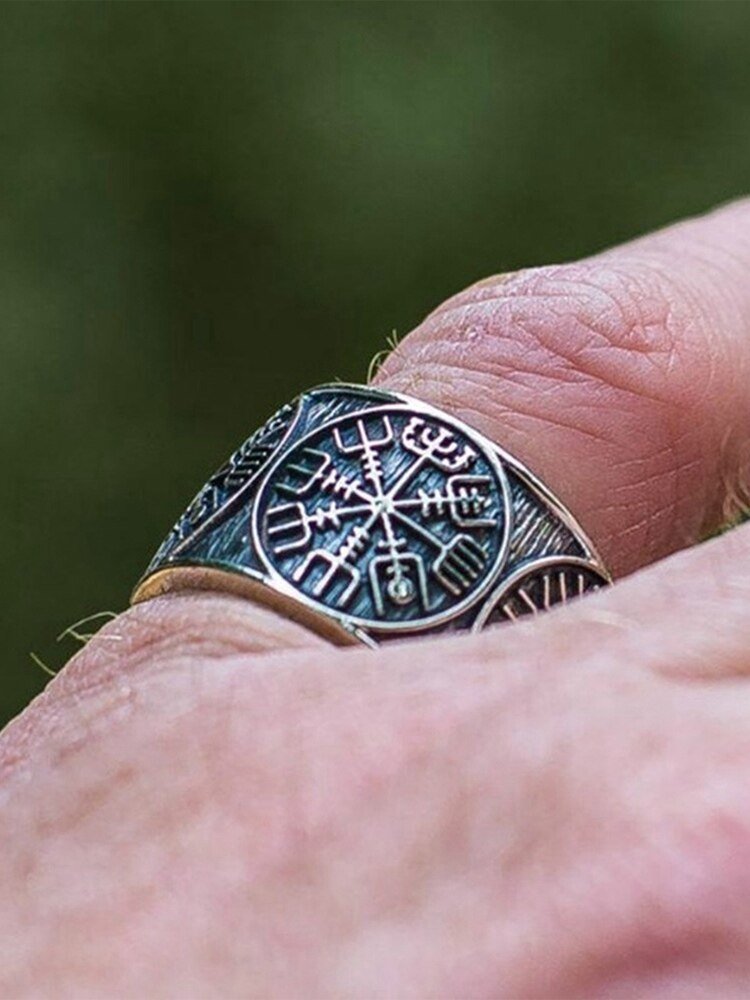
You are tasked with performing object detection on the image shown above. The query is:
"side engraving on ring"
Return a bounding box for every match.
[473,557,608,630]
[148,400,298,570]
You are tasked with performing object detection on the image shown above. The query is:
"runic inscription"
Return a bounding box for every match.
[476,561,608,629]
[148,401,296,569]
[255,408,509,629]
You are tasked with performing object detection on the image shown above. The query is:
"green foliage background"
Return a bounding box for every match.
[3,1,750,723]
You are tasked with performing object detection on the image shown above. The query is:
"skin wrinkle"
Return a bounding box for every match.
[613,440,697,475]
[434,269,677,366]
[428,261,723,400]
[61,595,325,693]
[397,306,682,426]
[610,259,744,457]
[456,318,599,389]
[613,435,705,534]
[508,303,692,407]
[480,397,615,449]
[377,250,738,575]
[535,280,673,360]
[507,321,678,413]
[386,358,618,449]
[428,269,635,324]
[0,597,326,793]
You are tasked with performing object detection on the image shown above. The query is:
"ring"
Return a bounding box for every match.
[132,384,611,646]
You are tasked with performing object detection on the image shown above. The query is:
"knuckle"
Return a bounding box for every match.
[390,260,714,413]
[376,258,725,571]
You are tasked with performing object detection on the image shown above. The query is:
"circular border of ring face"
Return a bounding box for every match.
[471,554,608,631]
[251,402,513,635]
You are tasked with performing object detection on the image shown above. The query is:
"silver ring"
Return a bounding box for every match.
[132,384,610,645]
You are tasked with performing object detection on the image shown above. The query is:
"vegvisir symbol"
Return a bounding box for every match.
[258,407,508,626]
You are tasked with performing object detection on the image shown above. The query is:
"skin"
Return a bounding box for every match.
[5,200,750,997]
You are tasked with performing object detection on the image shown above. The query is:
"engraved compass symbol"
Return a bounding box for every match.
[253,406,511,632]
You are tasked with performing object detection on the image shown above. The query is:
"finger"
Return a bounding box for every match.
[520,516,750,683]
[55,199,750,666]
[404,511,750,686]
[57,504,750,736]
[376,198,750,576]
[6,528,750,994]
[64,591,330,683]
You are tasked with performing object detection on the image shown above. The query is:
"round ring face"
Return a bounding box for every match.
[253,405,510,632]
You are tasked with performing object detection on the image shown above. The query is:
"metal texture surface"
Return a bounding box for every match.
[133,384,610,645]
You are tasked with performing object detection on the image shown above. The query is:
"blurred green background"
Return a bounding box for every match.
[3,1,750,723]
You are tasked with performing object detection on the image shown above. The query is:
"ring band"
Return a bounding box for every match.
[132,384,610,646]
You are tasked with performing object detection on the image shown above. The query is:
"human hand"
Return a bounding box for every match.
[5,201,750,997]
